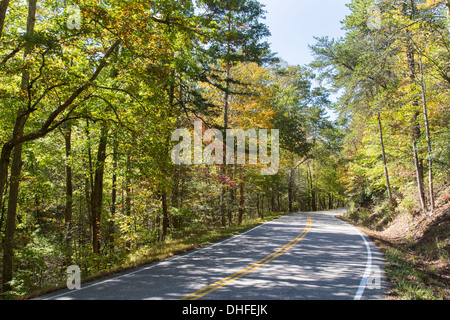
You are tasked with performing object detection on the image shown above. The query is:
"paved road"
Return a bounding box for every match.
[39,209,386,300]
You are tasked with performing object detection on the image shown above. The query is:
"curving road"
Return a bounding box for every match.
[39,209,386,300]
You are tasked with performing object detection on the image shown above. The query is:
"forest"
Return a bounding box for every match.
[0,0,448,299]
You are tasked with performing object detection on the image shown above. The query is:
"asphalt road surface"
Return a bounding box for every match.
[39,209,386,300]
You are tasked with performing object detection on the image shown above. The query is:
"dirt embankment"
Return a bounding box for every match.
[371,202,449,299]
[343,198,449,300]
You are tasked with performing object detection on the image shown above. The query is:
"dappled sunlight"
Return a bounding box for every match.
[47,211,386,300]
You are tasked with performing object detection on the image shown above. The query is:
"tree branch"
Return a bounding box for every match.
[12,39,122,145]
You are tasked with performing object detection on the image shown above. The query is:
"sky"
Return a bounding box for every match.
[258,0,351,66]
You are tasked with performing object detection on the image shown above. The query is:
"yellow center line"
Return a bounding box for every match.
[180,213,318,300]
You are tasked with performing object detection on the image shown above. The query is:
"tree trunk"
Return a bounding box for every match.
[172,74,184,210]
[412,111,427,213]
[62,123,74,263]
[63,123,73,226]
[277,190,280,211]
[123,151,132,249]
[377,113,395,212]
[220,183,227,226]
[256,193,260,218]
[0,144,13,228]
[221,64,231,227]
[418,54,435,212]
[2,0,37,293]
[260,195,264,218]
[238,166,244,226]
[307,164,316,211]
[161,190,169,242]
[125,152,131,218]
[91,123,108,254]
[0,182,7,230]
[172,167,180,209]
[85,177,92,237]
[109,134,118,250]
[405,12,427,213]
[288,169,294,213]
[2,143,23,292]
[0,0,10,38]
[221,13,232,226]
[85,119,94,242]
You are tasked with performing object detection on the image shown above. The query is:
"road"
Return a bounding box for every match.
[39,209,386,300]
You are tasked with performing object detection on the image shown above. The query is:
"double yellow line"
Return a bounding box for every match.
[180,213,317,300]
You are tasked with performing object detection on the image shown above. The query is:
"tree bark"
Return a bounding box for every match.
[377,113,395,212]
[62,123,74,263]
[63,123,73,226]
[109,134,118,250]
[91,123,108,254]
[412,111,427,213]
[2,143,23,292]
[260,194,264,218]
[405,5,427,213]
[0,144,13,232]
[85,119,94,242]
[221,64,231,227]
[288,169,294,213]
[0,0,10,39]
[221,11,232,226]
[307,163,316,211]
[256,193,260,218]
[418,54,435,212]
[2,0,37,293]
[238,166,244,226]
[125,152,131,218]
[161,190,169,242]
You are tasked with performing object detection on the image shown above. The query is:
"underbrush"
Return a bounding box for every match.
[348,199,395,231]
[382,245,449,300]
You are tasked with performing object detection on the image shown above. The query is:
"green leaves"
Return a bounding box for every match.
[311,0,450,213]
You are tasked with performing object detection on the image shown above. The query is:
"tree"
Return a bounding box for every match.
[2,0,38,293]
[311,0,449,217]
[196,0,273,226]
[310,0,403,212]
[0,0,208,292]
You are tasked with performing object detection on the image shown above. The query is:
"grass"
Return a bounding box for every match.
[382,246,448,300]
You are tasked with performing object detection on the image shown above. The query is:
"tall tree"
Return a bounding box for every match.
[91,122,108,254]
[198,0,272,225]
[310,2,399,212]
[62,123,73,226]
[2,0,38,292]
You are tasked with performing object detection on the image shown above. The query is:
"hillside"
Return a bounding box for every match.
[344,198,449,300]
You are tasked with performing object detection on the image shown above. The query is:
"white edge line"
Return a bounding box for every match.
[43,214,292,300]
[349,224,373,300]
